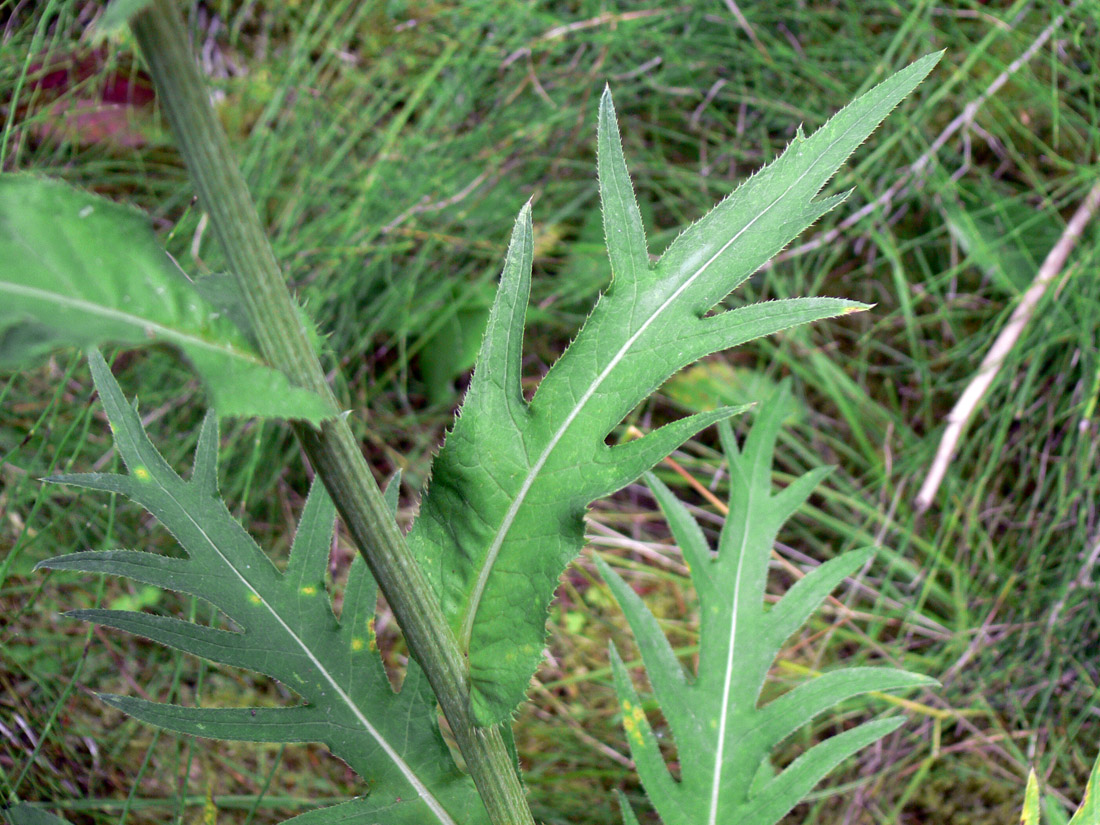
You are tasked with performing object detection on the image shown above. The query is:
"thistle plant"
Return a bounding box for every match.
[4,3,1098,823]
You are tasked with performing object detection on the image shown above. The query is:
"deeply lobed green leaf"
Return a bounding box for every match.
[597,383,936,825]
[407,53,941,725]
[0,175,333,422]
[37,351,487,825]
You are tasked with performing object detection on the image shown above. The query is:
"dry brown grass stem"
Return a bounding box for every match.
[775,0,1083,267]
[915,178,1100,512]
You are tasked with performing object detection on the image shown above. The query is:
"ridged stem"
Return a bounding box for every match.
[129,3,533,823]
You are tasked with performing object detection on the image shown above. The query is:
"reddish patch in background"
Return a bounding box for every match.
[24,48,156,149]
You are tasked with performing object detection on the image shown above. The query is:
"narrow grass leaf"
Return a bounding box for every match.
[407,53,940,725]
[0,175,333,422]
[36,351,487,825]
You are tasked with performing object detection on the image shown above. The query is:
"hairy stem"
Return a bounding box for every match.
[129,3,533,822]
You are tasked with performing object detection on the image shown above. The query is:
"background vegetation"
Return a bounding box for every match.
[2,1,1097,823]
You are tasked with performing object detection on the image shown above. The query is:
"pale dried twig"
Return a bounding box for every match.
[915,179,1100,512]
[501,8,687,68]
[721,0,770,60]
[776,0,1082,266]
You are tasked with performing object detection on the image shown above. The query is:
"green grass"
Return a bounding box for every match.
[2,2,1098,823]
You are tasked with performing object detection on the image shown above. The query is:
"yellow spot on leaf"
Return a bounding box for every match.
[367,618,377,651]
[300,585,317,596]
[134,466,151,481]
[627,705,646,745]
[620,701,647,745]
[248,594,262,605]
[351,638,365,652]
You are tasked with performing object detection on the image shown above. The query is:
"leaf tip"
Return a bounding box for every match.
[1021,768,1041,825]
[86,347,110,370]
[922,49,947,66]
[97,0,157,37]
[607,636,625,667]
[842,302,874,315]
[511,199,534,234]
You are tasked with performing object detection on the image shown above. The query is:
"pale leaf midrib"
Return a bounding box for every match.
[460,113,866,659]
[0,281,263,365]
[155,475,457,825]
[708,442,767,824]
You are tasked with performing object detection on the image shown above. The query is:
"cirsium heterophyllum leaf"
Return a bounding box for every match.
[37,351,488,825]
[408,52,942,725]
[598,383,937,825]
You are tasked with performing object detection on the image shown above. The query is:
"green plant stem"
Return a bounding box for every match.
[129,3,533,823]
